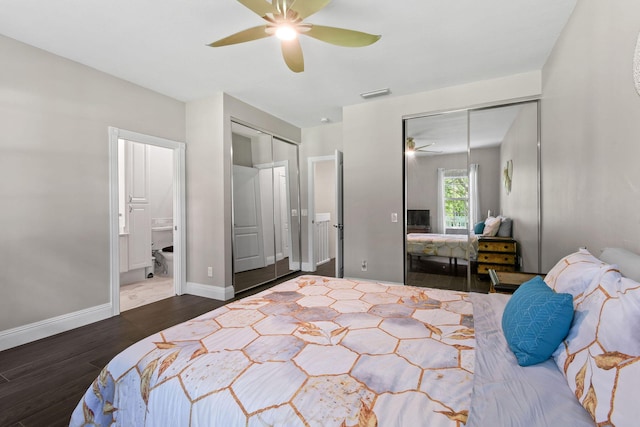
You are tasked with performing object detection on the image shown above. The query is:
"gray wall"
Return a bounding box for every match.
[499,102,539,271]
[541,0,640,270]
[185,94,300,294]
[407,149,500,234]
[342,72,542,283]
[407,152,467,233]
[0,35,185,331]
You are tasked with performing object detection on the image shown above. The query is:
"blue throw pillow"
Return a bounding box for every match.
[473,221,485,234]
[502,276,574,366]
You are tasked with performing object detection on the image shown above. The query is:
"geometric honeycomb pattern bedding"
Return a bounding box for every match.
[70,276,476,427]
[553,267,640,426]
[407,233,478,261]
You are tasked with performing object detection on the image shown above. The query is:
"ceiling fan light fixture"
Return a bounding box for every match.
[276,25,297,41]
[209,0,381,72]
[405,137,417,156]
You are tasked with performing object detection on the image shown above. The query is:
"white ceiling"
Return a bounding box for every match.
[0,0,576,128]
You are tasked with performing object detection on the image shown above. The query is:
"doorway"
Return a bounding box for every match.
[108,127,186,315]
[307,150,343,277]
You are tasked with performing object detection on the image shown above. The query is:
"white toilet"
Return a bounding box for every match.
[161,250,174,277]
[151,220,174,277]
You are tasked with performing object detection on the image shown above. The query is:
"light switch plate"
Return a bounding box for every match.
[391,213,398,223]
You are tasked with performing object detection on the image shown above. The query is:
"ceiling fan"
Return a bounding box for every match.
[209,0,381,73]
[405,137,443,155]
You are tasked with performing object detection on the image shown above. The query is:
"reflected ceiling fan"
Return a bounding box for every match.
[209,0,381,72]
[405,137,443,155]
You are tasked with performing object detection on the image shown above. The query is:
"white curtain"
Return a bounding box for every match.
[469,163,480,228]
[436,168,445,234]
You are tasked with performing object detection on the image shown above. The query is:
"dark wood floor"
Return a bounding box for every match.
[0,261,335,427]
[406,255,491,293]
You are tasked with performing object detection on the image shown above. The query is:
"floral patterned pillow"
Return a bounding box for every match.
[544,248,609,300]
[552,267,640,425]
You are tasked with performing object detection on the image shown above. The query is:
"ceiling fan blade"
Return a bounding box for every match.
[209,25,270,47]
[281,38,304,72]
[237,0,276,17]
[288,0,331,20]
[415,143,435,150]
[304,25,381,47]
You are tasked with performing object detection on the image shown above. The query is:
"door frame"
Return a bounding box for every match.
[307,154,337,272]
[108,127,186,315]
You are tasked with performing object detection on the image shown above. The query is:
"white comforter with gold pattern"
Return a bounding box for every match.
[70,276,476,426]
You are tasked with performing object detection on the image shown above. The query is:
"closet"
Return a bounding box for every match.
[231,122,301,292]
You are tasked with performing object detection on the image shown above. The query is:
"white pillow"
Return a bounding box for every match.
[543,248,609,300]
[599,247,640,282]
[482,216,501,237]
[553,267,640,425]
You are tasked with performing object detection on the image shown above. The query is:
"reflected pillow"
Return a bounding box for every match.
[482,216,501,237]
[497,217,512,237]
[473,221,485,234]
[502,276,573,366]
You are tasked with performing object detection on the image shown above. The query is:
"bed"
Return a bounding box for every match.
[406,233,479,273]
[70,247,639,426]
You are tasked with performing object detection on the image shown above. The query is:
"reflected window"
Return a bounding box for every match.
[441,169,469,231]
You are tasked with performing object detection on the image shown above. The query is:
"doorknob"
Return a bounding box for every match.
[333,224,344,230]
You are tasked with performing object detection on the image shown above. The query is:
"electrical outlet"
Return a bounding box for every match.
[391,213,398,223]
[361,260,367,271]
[207,267,213,277]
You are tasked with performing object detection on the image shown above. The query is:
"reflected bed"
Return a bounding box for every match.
[407,233,479,274]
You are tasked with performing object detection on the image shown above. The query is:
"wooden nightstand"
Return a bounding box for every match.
[489,270,546,293]
[477,237,517,275]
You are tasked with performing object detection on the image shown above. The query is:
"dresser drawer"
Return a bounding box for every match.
[478,241,516,253]
[478,263,516,274]
[478,253,516,264]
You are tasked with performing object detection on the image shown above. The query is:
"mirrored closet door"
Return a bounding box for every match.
[231,122,301,293]
[404,100,540,292]
[404,110,470,290]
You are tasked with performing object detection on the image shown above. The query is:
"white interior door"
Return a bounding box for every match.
[233,165,265,272]
[335,150,344,278]
[278,168,290,258]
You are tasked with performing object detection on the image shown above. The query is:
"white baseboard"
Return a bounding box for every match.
[185,282,234,301]
[302,262,315,272]
[0,303,112,352]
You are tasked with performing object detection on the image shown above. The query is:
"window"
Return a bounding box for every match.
[442,169,469,230]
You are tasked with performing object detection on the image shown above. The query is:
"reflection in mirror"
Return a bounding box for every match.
[272,136,301,278]
[470,102,540,277]
[231,122,301,293]
[405,111,470,291]
[404,101,541,293]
